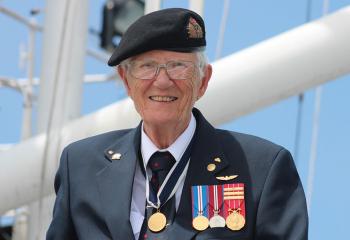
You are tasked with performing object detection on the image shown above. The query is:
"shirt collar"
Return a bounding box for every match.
[141,113,196,167]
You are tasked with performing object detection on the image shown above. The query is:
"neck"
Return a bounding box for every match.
[143,116,191,149]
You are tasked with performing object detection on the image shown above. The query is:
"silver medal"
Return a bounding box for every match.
[209,214,226,228]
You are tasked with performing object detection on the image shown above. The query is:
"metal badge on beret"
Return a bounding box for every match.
[187,17,203,39]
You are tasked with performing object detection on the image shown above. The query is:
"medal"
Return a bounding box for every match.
[226,211,245,230]
[208,185,225,228]
[193,215,209,231]
[209,214,226,228]
[223,183,246,231]
[191,185,209,231]
[147,211,167,232]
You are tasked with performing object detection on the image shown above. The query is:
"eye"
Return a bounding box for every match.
[139,61,157,69]
[168,61,188,70]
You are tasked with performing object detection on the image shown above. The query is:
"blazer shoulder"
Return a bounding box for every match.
[216,129,284,152]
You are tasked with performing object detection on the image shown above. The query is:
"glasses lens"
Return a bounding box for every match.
[167,61,195,80]
[130,61,157,79]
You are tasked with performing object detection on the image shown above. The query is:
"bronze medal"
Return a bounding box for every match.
[192,215,209,231]
[148,211,167,232]
[226,212,245,231]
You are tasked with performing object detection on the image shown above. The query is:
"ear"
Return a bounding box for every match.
[117,65,131,96]
[197,64,212,98]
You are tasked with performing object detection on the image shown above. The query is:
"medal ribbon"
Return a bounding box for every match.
[223,183,246,219]
[208,185,224,219]
[191,185,209,218]
[145,129,197,209]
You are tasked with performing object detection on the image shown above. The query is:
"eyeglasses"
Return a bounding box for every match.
[127,60,197,80]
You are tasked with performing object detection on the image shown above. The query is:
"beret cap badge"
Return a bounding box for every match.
[187,17,203,39]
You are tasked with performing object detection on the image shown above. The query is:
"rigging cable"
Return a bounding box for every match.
[215,0,230,60]
[306,0,329,211]
[294,0,313,166]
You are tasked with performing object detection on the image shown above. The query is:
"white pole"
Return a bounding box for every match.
[26,0,89,239]
[144,0,162,14]
[189,0,204,16]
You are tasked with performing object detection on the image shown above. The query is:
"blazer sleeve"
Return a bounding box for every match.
[46,147,78,240]
[255,148,308,240]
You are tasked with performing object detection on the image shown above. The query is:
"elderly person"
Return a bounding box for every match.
[47,8,308,240]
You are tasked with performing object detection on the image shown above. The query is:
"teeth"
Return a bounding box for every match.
[150,96,177,102]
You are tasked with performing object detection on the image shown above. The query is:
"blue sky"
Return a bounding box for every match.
[1,0,350,239]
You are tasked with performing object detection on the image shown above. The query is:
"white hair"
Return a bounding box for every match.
[195,51,208,78]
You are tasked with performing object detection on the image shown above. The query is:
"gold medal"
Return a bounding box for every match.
[226,211,245,231]
[192,215,209,231]
[148,211,167,232]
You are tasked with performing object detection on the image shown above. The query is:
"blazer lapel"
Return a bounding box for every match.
[96,125,141,240]
[169,109,232,240]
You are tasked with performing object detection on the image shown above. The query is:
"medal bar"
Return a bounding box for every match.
[208,185,226,228]
[192,185,209,231]
[223,183,246,231]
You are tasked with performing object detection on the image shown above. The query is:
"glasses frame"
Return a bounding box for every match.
[127,60,199,80]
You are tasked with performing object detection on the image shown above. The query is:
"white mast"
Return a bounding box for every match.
[26,0,89,239]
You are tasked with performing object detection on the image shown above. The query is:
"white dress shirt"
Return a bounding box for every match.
[130,114,196,239]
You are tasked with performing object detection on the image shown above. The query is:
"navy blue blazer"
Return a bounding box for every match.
[47,109,308,239]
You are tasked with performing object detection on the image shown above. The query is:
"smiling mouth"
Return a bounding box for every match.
[149,96,178,102]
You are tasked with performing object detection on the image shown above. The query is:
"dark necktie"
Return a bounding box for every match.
[139,151,176,240]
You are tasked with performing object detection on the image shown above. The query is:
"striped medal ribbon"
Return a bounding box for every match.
[191,185,209,231]
[208,185,226,228]
[223,183,246,231]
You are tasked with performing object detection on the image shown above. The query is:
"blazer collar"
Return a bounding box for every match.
[97,124,142,240]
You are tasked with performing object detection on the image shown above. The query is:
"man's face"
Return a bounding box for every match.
[118,50,212,128]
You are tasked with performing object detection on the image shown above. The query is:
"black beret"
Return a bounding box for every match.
[108,8,206,66]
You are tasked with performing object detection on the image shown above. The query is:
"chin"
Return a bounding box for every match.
[143,111,179,125]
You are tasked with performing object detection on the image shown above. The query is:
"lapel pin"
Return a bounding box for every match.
[111,153,121,160]
[216,175,238,181]
[214,157,221,163]
[207,163,216,172]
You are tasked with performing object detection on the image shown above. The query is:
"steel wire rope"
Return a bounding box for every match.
[215,0,230,60]
[294,0,313,167]
[306,0,329,212]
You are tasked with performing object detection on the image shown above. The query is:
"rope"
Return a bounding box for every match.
[215,0,230,60]
[306,0,329,212]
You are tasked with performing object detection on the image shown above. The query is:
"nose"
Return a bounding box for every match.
[153,66,174,89]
